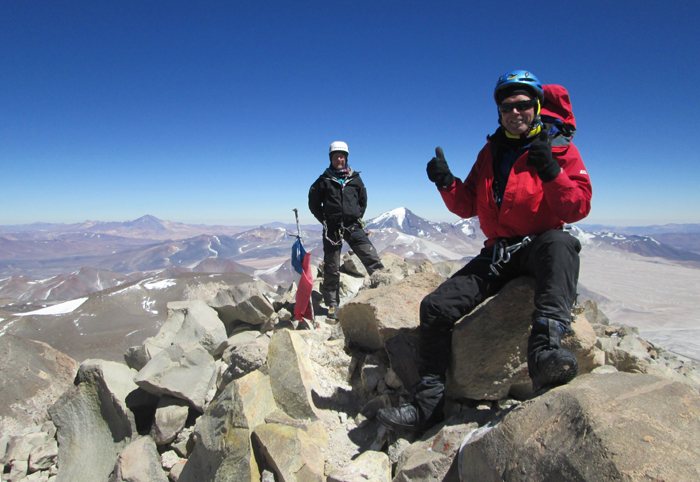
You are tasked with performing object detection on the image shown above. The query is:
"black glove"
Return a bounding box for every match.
[527,131,560,183]
[426,147,455,189]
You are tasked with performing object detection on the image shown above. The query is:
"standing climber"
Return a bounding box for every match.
[377,70,592,432]
[308,141,384,320]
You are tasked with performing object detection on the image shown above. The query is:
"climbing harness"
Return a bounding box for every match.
[322,220,344,246]
[489,236,534,276]
[323,218,368,246]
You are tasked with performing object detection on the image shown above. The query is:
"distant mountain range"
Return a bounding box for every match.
[1,209,699,307]
[578,223,700,235]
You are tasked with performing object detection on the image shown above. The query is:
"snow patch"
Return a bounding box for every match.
[255,262,286,275]
[0,319,18,337]
[143,279,176,290]
[18,297,88,316]
[142,299,157,314]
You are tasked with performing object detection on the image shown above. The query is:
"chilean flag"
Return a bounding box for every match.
[292,237,313,321]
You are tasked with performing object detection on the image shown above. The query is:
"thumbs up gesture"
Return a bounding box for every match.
[426,147,455,189]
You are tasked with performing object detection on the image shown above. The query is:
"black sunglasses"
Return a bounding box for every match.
[498,100,536,113]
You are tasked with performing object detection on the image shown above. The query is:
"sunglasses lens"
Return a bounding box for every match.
[499,100,534,113]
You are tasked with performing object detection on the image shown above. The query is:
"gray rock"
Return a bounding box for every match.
[448,278,596,400]
[267,329,321,420]
[2,430,57,476]
[327,450,392,482]
[360,355,388,393]
[222,334,270,379]
[28,435,58,472]
[123,344,152,371]
[339,271,368,305]
[147,300,228,357]
[108,436,168,482]
[208,280,276,325]
[150,397,189,445]
[576,299,609,325]
[0,335,79,436]
[178,377,262,482]
[394,421,478,482]
[134,342,217,411]
[342,251,369,277]
[171,427,195,459]
[432,260,463,279]
[168,461,186,482]
[338,272,444,351]
[459,372,700,481]
[23,469,51,481]
[49,360,136,482]
[160,450,185,471]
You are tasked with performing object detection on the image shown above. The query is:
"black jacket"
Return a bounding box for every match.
[308,167,367,228]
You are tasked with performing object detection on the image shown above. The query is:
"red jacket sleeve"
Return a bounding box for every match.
[541,142,592,223]
[437,149,488,219]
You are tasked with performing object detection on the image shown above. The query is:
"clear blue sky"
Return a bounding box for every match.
[2,1,698,227]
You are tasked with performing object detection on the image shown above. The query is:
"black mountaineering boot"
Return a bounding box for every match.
[528,317,578,393]
[376,375,445,432]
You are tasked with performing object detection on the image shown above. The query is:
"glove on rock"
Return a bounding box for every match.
[426,147,455,189]
[527,131,561,183]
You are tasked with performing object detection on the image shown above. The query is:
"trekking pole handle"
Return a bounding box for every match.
[292,208,302,238]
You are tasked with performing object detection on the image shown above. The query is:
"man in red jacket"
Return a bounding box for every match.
[378,70,592,432]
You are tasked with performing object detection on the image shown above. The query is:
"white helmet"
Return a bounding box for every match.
[329,141,349,156]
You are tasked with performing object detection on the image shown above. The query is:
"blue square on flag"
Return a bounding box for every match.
[292,238,307,275]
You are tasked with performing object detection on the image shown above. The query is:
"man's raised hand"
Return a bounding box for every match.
[427,146,455,189]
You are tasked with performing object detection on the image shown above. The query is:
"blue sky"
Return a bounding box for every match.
[2,1,699,227]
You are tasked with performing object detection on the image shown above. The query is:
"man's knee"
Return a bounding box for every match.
[537,229,581,254]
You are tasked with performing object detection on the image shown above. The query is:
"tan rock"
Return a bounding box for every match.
[449,278,597,400]
[338,272,445,351]
[252,423,325,482]
[459,372,700,481]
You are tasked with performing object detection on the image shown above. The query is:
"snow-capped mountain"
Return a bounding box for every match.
[3,210,700,307]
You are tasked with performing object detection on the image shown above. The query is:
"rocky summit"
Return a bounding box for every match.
[1,252,699,482]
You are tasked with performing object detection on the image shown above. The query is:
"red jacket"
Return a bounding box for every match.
[439,85,592,244]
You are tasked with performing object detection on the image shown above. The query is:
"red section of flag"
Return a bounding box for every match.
[294,252,313,321]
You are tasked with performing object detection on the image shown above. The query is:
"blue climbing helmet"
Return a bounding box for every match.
[494,70,544,104]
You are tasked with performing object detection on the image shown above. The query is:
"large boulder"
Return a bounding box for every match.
[208,280,276,326]
[177,372,274,482]
[338,272,444,351]
[459,372,700,481]
[0,335,79,435]
[267,330,321,420]
[134,342,217,411]
[49,360,138,482]
[448,278,598,400]
[128,300,228,367]
[252,422,326,482]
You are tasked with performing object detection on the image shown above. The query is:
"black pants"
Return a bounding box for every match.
[322,224,383,306]
[418,229,581,377]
